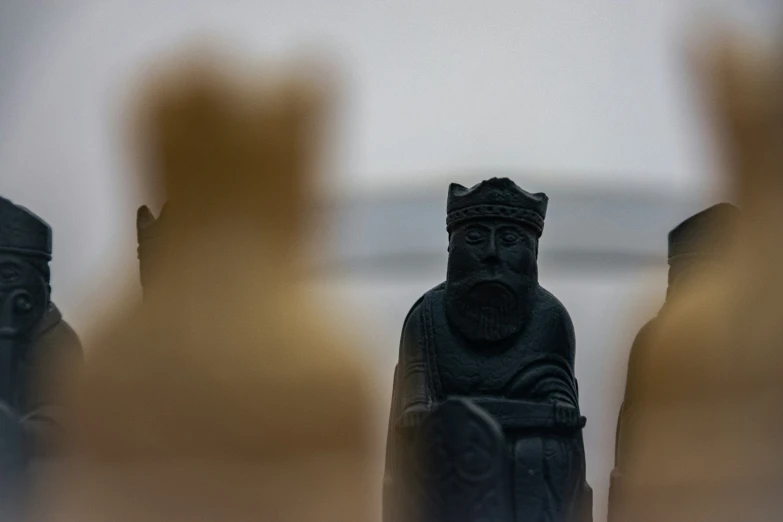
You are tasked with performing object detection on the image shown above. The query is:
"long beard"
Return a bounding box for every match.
[445,273,534,344]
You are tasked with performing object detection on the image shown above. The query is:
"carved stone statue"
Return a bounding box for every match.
[0,197,50,413]
[0,195,82,423]
[0,196,83,515]
[384,178,592,522]
[609,202,739,521]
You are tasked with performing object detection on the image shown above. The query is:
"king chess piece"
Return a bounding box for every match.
[0,197,82,438]
[36,57,374,522]
[384,178,592,522]
[608,202,739,521]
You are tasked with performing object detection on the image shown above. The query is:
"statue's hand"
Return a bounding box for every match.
[397,404,429,430]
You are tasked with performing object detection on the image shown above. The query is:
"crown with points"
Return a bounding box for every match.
[139,60,325,234]
[668,202,739,261]
[446,178,549,237]
[0,196,52,259]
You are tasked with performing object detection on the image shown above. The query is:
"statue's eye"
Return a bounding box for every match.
[465,228,487,243]
[499,230,521,245]
[0,263,20,283]
[15,295,32,312]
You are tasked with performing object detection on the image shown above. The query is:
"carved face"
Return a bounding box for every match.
[0,254,49,339]
[449,220,537,278]
[445,219,538,343]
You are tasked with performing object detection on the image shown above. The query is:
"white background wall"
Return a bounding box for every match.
[1,2,781,520]
[1,0,779,330]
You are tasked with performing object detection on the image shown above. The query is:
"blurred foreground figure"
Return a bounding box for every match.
[33,56,374,522]
[0,198,82,517]
[609,202,739,521]
[613,36,783,521]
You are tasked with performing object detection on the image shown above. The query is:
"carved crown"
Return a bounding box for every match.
[667,202,739,261]
[446,178,549,236]
[136,59,328,237]
[0,196,52,259]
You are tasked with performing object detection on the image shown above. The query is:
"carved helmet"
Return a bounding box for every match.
[0,197,52,336]
[0,196,52,263]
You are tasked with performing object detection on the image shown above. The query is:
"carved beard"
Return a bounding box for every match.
[445,272,535,344]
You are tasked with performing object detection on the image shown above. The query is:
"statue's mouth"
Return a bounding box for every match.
[467,281,514,309]
[446,278,527,344]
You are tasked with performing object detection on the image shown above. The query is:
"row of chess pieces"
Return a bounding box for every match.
[1,36,783,522]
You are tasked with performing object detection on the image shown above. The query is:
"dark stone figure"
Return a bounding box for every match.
[384,178,592,522]
[136,203,169,298]
[0,196,83,515]
[608,202,740,522]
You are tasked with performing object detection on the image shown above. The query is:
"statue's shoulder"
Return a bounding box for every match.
[32,303,83,359]
[401,282,445,326]
[632,318,657,347]
[532,286,575,364]
[534,285,574,330]
[398,282,446,346]
[626,317,658,380]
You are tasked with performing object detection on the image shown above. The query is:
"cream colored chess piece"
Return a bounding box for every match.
[615,34,783,522]
[32,56,374,522]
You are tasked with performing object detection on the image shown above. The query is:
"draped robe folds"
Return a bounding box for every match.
[0,302,81,518]
[384,283,592,522]
[2,302,82,459]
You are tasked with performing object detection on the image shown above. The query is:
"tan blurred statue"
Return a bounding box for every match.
[31,55,374,522]
[609,202,739,521]
[611,35,783,522]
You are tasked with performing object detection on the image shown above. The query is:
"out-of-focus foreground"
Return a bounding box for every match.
[610,36,783,521]
[30,59,376,521]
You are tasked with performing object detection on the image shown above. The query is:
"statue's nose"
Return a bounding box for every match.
[482,234,500,264]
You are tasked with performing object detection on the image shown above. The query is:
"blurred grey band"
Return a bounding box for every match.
[309,180,710,276]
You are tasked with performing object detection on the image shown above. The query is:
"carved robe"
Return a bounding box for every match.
[22,302,82,453]
[384,283,592,522]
